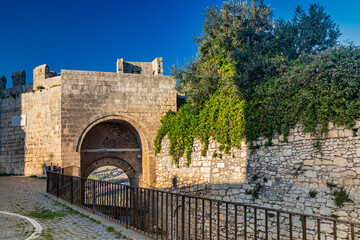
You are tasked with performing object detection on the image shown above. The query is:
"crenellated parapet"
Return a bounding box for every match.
[0,76,6,90]
[0,70,31,99]
[11,70,26,87]
[117,57,163,75]
[33,64,60,89]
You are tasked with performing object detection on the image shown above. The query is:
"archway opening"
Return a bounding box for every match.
[80,120,142,186]
[87,166,130,185]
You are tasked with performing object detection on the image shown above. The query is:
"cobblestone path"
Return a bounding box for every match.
[0,176,144,240]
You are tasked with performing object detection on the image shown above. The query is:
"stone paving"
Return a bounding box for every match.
[0,176,149,240]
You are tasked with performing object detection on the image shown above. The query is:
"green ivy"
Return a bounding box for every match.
[155,93,245,166]
[156,46,360,165]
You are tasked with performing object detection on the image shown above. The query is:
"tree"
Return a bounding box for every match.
[173,0,341,105]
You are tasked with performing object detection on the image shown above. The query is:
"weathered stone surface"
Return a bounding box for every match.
[333,157,348,167]
[0,59,177,189]
[0,76,6,90]
[11,70,26,87]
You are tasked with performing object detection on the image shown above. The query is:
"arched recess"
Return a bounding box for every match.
[84,158,135,185]
[78,117,149,187]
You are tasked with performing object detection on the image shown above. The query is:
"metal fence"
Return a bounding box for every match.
[47,167,360,240]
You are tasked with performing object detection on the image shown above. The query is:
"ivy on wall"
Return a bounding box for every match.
[155,46,360,165]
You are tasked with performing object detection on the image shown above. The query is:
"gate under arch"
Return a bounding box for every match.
[80,119,142,186]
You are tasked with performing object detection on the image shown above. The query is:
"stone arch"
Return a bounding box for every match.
[77,115,153,187]
[83,157,135,186]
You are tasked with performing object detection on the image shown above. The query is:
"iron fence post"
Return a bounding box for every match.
[70,176,73,204]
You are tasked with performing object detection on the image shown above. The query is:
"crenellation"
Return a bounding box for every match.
[1,58,177,187]
[11,70,26,87]
[116,57,163,75]
[0,76,6,90]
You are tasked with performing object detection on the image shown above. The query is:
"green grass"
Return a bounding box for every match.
[28,174,37,178]
[90,218,101,224]
[27,208,67,219]
[106,226,115,232]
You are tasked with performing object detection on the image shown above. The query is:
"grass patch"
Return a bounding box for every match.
[309,190,317,198]
[334,188,350,207]
[90,218,101,224]
[106,226,115,232]
[28,174,37,178]
[28,208,67,219]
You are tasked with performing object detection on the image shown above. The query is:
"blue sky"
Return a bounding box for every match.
[0,0,359,88]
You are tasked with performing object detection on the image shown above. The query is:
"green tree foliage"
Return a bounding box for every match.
[157,1,356,164]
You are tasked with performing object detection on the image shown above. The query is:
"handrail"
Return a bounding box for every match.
[47,168,360,240]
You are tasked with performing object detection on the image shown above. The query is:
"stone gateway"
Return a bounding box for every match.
[0,58,177,187]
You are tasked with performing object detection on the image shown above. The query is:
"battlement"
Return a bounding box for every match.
[116,57,163,75]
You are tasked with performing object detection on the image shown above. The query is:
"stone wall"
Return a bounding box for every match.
[155,122,360,225]
[0,58,176,180]
[0,76,61,175]
[60,69,176,186]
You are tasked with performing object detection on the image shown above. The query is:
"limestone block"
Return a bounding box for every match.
[283,149,292,156]
[332,157,348,167]
[327,130,338,138]
[305,171,317,178]
[344,179,354,186]
[342,170,357,178]
[356,148,360,157]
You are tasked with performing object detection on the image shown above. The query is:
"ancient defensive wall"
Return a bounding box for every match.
[156,123,360,228]
[0,58,177,187]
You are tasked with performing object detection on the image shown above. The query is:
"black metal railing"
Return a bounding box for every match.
[47,167,360,240]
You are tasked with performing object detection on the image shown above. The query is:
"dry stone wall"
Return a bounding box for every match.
[155,122,360,226]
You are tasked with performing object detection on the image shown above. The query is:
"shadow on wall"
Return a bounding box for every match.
[0,71,27,175]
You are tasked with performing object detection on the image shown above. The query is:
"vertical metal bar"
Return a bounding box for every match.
[166,193,168,240]
[162,192,164,238]
[92,180,95,212]
[333,221,337,240]
[265,210,268,240]
[217,202,220,240]
[202,199,205,240]
[226,203,229,240]
[209,201,212,240]
[135,187,138,229]
[234,205,237,240]
[317,219,321,240]
[302,216,307,240]
[125,186,129,228]
[46,171,50,193]
[56,173,60,198]
[195,198,198,240]
[254,208,257,240]
[156,191,159,239]
[351,223,355,240]
[277,212,280,240]
[152,190,155,237]
[182,195,185,240]
[176,194,179,240]
[188,197,191,240]
[244,206,247,240]
[148,189,151,236]
[171,194,173,240]
[141,188,144,232]
[289,214,293,240]
[70,176,73,204]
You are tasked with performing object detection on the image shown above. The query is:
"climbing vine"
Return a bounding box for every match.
[156,46,360,165]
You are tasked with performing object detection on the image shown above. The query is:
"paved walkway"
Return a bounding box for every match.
[0,176,149,240]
